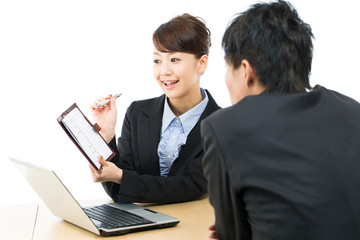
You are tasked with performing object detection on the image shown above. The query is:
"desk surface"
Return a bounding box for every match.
[0,203,38,240]
[1,197,214,240]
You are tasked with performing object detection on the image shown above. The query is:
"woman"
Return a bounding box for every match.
[89,13,220,203]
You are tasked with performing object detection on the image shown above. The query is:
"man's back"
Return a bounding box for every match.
[201,86,360,239]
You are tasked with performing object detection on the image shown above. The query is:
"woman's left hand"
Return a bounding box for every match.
[206,223,218,240]
[89,156,123,184]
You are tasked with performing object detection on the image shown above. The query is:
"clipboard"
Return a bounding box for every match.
[57,103,116,171]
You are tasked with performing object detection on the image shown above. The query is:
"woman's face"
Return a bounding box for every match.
[153,48,207,101]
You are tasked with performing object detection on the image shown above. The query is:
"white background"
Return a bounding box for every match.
[1,0,359,205]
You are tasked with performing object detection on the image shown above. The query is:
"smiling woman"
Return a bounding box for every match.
[152,14,211,116]
[88,13,220,204]
[152,51,208,115]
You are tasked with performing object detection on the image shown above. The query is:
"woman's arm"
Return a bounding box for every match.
[114,152,207,203]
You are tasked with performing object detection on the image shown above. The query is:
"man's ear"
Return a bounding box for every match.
[242,59,265,94]
[198,55,208,74]
[241,59,256,89]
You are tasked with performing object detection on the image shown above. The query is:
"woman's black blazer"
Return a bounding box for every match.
[102,90,220,203]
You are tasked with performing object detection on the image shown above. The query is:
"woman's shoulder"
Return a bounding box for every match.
[203,89,221,113]
[130,94,165,108]
[126,94,165,116]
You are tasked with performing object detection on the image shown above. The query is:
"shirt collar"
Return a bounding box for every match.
[161,89,209,136]
[161,97,177,134]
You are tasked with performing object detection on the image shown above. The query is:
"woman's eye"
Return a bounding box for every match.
[154,59,160,64]
[171,58,180,62]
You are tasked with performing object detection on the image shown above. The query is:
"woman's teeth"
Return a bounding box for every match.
[164,80,179,86]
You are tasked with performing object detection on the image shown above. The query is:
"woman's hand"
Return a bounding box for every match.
[206,223,218,240]
[89,156,123,184]
[90,94,118,143]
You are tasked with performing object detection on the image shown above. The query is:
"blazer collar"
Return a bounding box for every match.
[137,91,220,176]
[142,95,166,117]
[179,89,220,151]
[169,90,220,175]
[136,95,165,175]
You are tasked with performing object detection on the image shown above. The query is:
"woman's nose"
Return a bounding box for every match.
[160,62,172,75]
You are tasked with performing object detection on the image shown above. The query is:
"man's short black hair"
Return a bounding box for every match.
[222,0,314,93]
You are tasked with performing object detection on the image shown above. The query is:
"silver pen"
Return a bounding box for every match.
[96,93,122,108]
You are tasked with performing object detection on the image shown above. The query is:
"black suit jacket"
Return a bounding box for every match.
[102,90,220,203]
[201,86,360,240]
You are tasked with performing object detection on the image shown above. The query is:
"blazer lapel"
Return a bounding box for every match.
[169,90,220,174]
[137,96,165,176]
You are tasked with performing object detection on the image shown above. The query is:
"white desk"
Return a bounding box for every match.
[0,203,38,240]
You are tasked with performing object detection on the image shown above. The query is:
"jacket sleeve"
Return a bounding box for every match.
[201,119,251,240]
[101,137,121,199]
[101,102,135,201]
[115,151,207,203]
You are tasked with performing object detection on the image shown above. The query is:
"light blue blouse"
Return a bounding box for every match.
[157,89,209,177]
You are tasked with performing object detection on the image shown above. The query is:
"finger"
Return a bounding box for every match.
[110,95,117,108]
[91,98,106,111]
[98,155,107,166]
[96,98,105,107]
[90,103,96,110]
[103,95,117,111]
[89,164,99,182]
[90,163,101,175]
[91,104,102,111]
[90,100,101,110]
[208,223,216,230]
[94,97,105,105]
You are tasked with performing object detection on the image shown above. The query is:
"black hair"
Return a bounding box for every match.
[222,0,314,93]
[153,13,211,59]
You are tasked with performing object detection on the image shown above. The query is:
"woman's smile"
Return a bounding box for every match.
[162,79,179,89]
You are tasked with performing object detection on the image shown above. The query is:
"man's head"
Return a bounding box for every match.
[223,0,314,104]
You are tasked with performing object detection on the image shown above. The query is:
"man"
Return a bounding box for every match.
[201,1,360,239]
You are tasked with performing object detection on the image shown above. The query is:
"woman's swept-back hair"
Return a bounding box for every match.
[153,13,211,59]
[222,0,314,93]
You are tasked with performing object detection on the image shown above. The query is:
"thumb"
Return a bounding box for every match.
[98,155,107,166]
[109,95,117,110]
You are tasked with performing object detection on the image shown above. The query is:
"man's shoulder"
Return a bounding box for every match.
[319,85,360,107]
[201,105,240,135]
[203,85,360,131]
[202,90,308,132]
[203,94,266,124]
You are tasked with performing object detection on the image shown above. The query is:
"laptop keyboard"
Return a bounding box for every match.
[83,204,154,229]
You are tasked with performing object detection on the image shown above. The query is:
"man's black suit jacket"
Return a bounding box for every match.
[201,86,360,240]
[103,90,220,203]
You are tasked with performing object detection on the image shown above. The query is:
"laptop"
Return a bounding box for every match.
[10,157,179,236]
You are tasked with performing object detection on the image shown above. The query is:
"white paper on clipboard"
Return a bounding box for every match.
[61,107,113,169]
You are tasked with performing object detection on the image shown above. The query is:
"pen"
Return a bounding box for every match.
[96,93,122,108]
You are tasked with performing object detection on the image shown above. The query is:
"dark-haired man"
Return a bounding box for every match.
[201,1,360,239]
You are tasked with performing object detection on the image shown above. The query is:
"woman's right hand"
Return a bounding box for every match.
[90,94,118,143]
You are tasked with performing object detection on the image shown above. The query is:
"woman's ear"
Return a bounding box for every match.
[198,55,208,74]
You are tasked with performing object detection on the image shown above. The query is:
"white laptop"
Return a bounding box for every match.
[10,157,179,236]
